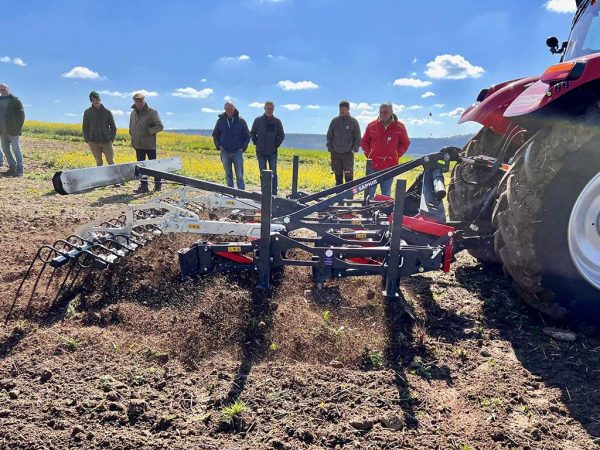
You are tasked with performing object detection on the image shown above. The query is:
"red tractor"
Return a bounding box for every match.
[449,0,600,322]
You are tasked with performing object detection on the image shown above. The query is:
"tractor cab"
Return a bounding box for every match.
[548,0,600,60]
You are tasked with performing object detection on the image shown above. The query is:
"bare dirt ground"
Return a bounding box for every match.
[0,137,599,450]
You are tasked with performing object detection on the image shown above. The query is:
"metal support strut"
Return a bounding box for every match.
[384,180,406,298]
[256,170,273,292]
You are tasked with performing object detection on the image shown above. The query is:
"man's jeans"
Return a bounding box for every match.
[1,134,23,170]
[256,151,278,195]
[365,164,395,198]
[221,150,245,190]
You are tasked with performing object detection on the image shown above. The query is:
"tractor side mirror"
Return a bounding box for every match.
[546,36,566,54]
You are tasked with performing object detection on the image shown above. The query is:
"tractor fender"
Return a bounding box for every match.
[505,53,600,117]
[459,76,539,135]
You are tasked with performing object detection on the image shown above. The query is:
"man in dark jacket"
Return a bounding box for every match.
[326,100,361,186]
[212,101,250,190]
[0,83,25,177]
[83,91,117,166]
[250,101,285,195]
[129,92,164,193]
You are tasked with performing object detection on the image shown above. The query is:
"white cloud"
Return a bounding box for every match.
[545,0,576,13]
[267,54,287,61]
[220,54,251,62]
[201,107,219,113]
[223,95,234,102]
[99,89,158,98]
[350,102,374,111]
[355,110,378,125]
[392,77,432,88]
[249,102,264,108]
[277,80,319,91]
[281,104,301,111]
[62,66,105,80]
[166,112,175,116]
[53,100,61,103]
[433,103,446,109]
[0,56,26,67]
[425,54,485,80]
[407,105,423,110]
[440,107,466,118]
[64,113,79,117]
[306,104,321,110]
[404,117,442,126]
[110,109,125,116]
[200,78,208,82]
[172,87,213,99]
[421,91,436,98]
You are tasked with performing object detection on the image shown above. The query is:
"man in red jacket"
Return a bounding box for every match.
[361,103,410,197]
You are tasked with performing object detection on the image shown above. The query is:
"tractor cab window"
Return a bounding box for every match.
[564,2,600,60]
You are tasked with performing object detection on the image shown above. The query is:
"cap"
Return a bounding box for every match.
[89,91,100,100]
[132,92,145,100]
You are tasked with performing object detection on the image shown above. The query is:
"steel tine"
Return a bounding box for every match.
[52,260,78,307]
[5,249,44,324]
[23,261,49,319]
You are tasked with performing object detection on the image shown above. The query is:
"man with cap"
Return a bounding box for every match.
[326,100,361,186]
[82,91,117,166]
[129,92,164,193]
[0,83,25,177]
[212,101,250,190]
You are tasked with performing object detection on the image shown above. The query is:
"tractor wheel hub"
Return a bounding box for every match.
[568,172,600,289]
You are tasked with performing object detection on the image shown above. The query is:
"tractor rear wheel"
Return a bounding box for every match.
[448,127,513,264]
[493,120,600,323]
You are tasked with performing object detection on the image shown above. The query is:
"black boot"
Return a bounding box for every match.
[14,166,23,177]
[2,167,15,177]
[134,182,149,194]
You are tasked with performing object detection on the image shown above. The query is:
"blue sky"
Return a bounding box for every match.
[1,0,576,137]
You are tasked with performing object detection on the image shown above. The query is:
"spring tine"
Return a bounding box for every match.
[23,261,49,319]
[43,266,60,294]
[52,260,78,306]
[5,250,43,324]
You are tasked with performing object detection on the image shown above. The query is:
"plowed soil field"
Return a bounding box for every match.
[0,138,599,450]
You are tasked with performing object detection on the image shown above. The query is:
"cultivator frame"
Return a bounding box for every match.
[7,148,503,322]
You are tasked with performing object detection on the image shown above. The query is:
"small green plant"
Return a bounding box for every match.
[269,342,279,351]
[63,298,78,318]
[221,400,248,424]
[480,397,503,411]
[487,358,498,367]
[455,444,474,450]
[323,309,331,322]
[367,350,385,368]
[61,336,84,351]
[143,347,169,363]
[409,356,433,380]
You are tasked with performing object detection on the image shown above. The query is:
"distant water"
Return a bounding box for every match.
[170,129,475,155]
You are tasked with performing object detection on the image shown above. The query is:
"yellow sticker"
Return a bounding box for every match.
[188,224,201,230]
[227,246,242,252]
[356,233,367,239]
[351,219,362,225]
[225,200,236,205]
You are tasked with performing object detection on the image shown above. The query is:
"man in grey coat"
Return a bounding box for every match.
[0,83,25,177]
[250,101,285,195]
[129,92,164,193]
[326,100,361,186]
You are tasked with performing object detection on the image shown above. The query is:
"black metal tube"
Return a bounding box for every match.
[432,167,446,201]
[384,180,406,297]
[291,155,299,199]
[365,159,373,201]
[256,170,273,291]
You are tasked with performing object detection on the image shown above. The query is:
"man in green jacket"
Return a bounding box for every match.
[83,91,117,166]
[129,92,164,193]
[326,100,361,186]
[0,83,25,177]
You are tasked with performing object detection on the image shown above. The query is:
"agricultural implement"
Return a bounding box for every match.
[7,148,504,323]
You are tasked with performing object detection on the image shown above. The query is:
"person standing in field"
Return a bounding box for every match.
[212,101,250,190]
[361,102,410,197]
[326,100,361,186]
[0,83,25,177]
[250,101,285,195]
[82,91,117,166]
[129,92,164,193]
